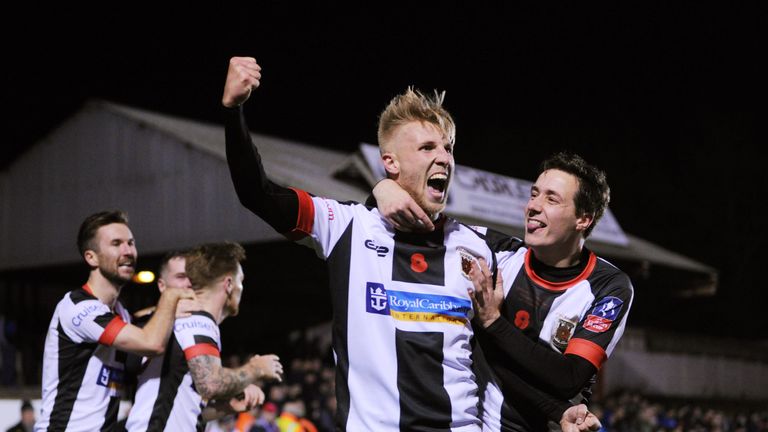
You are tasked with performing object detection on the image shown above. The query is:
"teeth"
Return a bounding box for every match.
[429,173,448,180]
[529,219,545,228]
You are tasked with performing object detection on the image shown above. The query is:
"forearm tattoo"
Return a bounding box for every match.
[188,355,253,399]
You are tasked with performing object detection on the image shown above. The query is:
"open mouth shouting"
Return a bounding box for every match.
[427,172,449,202]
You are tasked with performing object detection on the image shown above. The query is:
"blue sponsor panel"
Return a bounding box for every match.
[388,290,471,325]
[365,282,472,324]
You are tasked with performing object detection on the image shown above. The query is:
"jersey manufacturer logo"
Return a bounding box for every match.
[552,316,577,350]
[72,303,101,327]
[364,239,389,257]
[366,282,390,315]
[96,365,124,390]
[583,296,623,333]
[457,247,480,280]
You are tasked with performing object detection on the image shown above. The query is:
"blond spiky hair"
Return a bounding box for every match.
[377,87,456,152]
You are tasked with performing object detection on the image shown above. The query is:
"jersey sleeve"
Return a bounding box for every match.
[60,298,127,346]
[224,105,303,235]
[174,315,221,360]
[478,317,597,400]
[301,195,359,259]
[566,271,634,368]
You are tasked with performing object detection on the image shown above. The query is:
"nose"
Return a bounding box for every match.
[434,146,453,167]
[526,195,542,215]
[121,243,137,257]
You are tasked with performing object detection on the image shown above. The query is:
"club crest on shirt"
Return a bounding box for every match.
[583,296,624,333]
[365,282,389,315]
[552,316,577,350]
[457,247,480,280]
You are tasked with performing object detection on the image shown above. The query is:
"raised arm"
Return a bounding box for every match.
[188,353,283,401]
[222,56,302,234]
[112,287,195,356]
[469,260,597,399]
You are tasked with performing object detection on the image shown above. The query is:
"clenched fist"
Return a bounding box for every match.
[222,57,262,108]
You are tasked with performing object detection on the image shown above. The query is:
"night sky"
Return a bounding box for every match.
[4,5,763,337]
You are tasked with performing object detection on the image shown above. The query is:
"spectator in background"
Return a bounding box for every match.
[276,399,316,432]
[0,314,18,386]
[6,400,35,432]
[249,402,279,432]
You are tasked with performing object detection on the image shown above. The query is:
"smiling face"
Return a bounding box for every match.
[524,169,593,261]
[86,223,137,286]
[382,121,454,218]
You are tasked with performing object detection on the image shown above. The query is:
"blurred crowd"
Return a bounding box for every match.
[591,392,767,432]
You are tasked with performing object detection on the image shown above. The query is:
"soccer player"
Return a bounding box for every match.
[374,152,632,430]
[35,210,195,432]
[221,56,597,431]
[125,242,283,431]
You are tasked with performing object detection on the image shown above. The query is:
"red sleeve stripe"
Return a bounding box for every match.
[286,187,315,240]
[184,344,221,360]
[565,338,607,370]
[98,316,127,346]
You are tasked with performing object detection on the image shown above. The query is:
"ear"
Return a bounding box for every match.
[381,152,400,177]
[225,276,233,295]
[575,213,594,235]
[84,250,98,268]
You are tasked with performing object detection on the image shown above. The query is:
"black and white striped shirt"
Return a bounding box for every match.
[35,285,130,432]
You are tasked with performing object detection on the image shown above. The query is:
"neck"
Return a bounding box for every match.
[194,288,226,324]
[86,271,123,308]
[530,238,585,268]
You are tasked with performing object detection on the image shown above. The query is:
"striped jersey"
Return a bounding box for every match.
[35,284,130,432]
[480,242,634,431]
[290,189,495,432]
[125,311,221,432]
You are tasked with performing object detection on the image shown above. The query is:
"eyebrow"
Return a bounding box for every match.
[532,185,563,200]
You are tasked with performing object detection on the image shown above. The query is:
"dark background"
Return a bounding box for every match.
[3,4,764,339]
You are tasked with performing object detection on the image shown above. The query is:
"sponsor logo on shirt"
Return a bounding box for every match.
[364,239,389,257]
[583,296,623,333]
[72,303,101,327]
[96,365,124,390]
[365,283,471,325]
[366,282,390,315]
[175,319,217,333]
